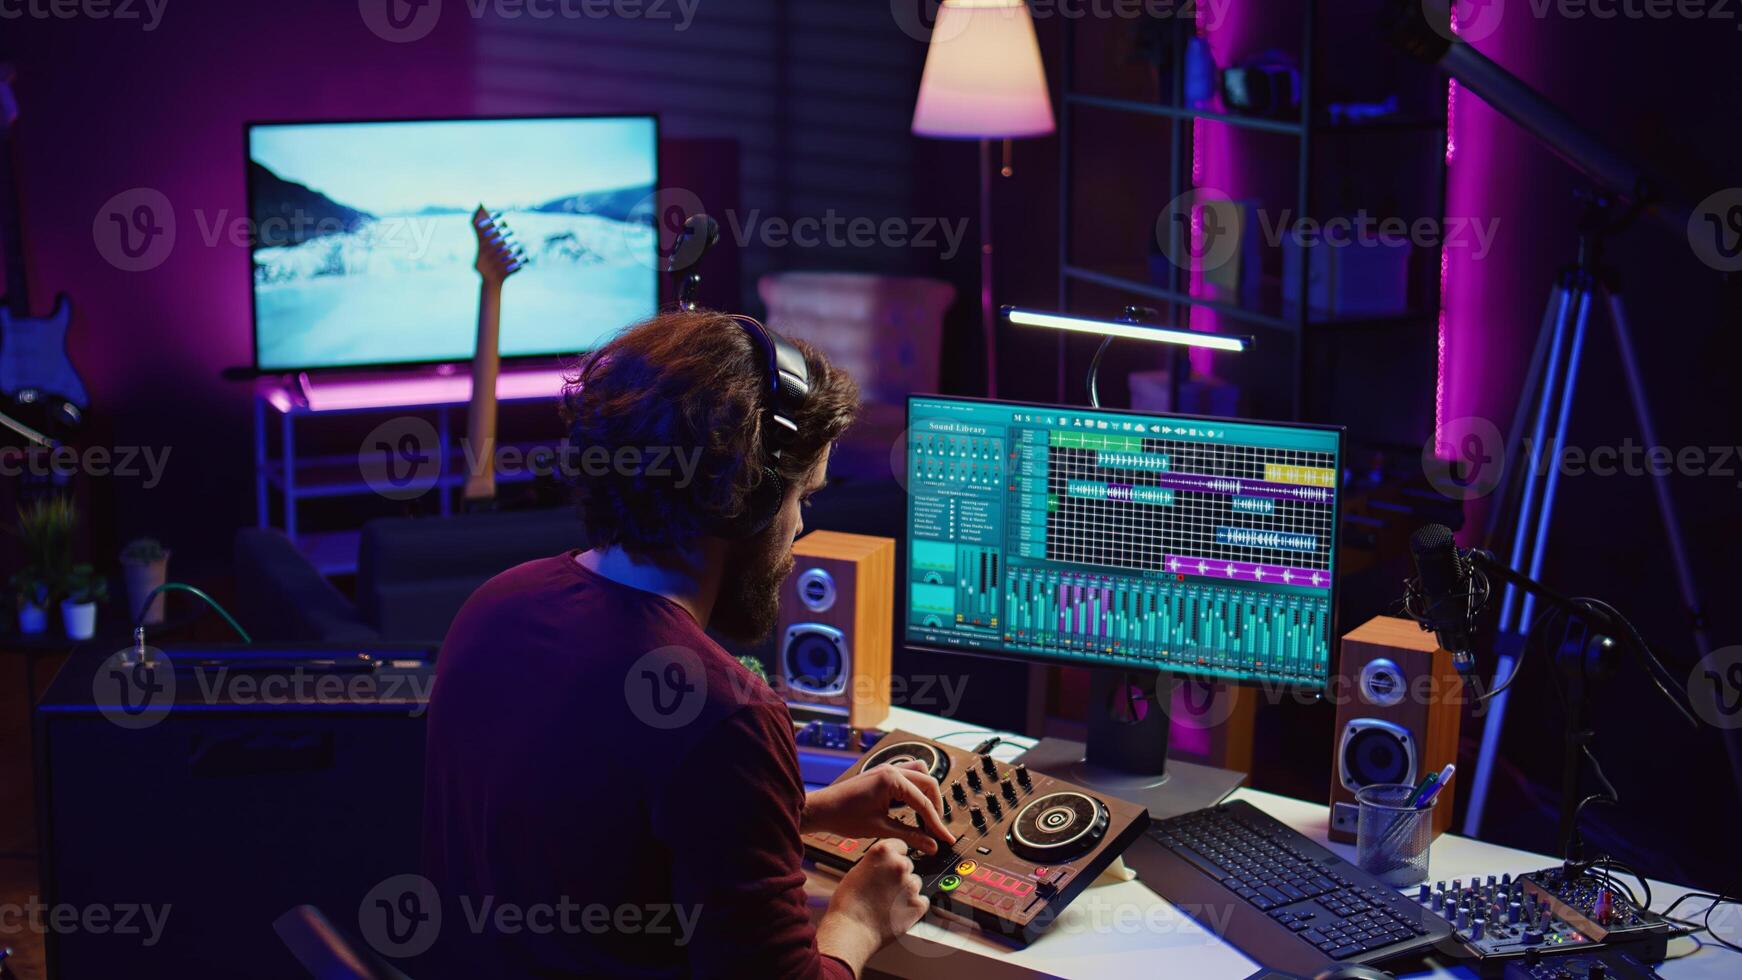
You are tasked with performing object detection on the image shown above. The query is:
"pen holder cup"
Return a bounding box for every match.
[1354,782,1436,887]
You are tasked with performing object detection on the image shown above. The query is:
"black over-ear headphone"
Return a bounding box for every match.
[713,314,811,539]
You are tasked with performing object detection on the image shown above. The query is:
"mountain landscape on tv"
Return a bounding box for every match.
[248,159,657,372]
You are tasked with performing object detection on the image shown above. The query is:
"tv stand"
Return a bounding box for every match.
[1015,670,1246,820]
[253,365,570,575]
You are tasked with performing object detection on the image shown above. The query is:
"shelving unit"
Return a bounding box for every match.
[1054,1,1450,441]
[253,369,568,575]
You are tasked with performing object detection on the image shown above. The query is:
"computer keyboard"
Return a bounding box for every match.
[1124,800,1453,974]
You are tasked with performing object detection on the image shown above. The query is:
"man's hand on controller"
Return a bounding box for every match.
[803,761,956,854]
[817,838,929,973]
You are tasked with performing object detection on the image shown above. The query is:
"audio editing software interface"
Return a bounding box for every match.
[904,397,1341,689]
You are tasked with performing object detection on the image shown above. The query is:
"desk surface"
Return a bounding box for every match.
[803,707,1732,980]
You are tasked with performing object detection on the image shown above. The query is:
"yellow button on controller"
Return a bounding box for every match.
[955,860,977,876]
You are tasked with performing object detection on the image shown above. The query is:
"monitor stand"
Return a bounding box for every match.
[1014,669,1246,820]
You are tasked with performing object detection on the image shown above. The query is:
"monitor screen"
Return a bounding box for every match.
[904,396,1342,690]
[247,115,659,372]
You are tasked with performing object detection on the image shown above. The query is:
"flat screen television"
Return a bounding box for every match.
[246,114,659,373]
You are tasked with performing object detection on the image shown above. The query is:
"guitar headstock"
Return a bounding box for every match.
[472,206,527,286]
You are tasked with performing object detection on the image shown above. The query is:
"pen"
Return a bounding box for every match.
[1417,764,1456,807]
[1406,771,1442,809]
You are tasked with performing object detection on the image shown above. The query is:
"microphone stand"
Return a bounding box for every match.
[1461,550,1697,861]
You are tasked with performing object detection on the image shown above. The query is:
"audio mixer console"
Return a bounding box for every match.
[1419,866,1672,973]
[802,730,1150,946]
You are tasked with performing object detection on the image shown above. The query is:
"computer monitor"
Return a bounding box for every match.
[903,395,1343,813]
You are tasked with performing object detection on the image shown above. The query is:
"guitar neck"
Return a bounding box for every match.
[0,123,28,316]
[462,279,503,503]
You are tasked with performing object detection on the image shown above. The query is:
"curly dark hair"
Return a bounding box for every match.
[559,309,860,552]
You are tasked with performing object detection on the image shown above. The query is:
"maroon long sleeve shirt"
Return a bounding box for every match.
[421,551,854,979]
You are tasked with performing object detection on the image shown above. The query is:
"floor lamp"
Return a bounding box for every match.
[912,0,1054,398]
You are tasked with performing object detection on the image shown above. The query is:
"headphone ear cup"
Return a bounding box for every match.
[740,466,786,538]
[711,466,785,539]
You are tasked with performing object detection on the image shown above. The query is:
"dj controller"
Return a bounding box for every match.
[802,730,1150,946]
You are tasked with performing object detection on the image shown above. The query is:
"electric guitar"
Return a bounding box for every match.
[0,63,87,449]
[462,206,526,506]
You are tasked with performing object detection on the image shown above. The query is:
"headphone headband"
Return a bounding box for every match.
[727,314,810,457]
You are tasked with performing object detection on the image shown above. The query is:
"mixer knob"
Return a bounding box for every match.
[1472,918,1485,940]
[1001,780,1017,802]
[1431,892,1444,912]
[1418,884,1431,903]
[951,782,967,802]
[1508,901,1523,925]
[985,795,1002,818]
[969,806,985,829]
[1015,764,1031,787]
[1452,879,1462,894]
[966,769,982,790]
[942,798,952,819]
[1487,875,1498,889]
[1501,873,1513,888]
[981,755,998,777]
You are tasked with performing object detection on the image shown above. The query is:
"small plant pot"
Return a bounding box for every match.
[61,600,97,641]
[19,603,49,635]
[122,554,171,625]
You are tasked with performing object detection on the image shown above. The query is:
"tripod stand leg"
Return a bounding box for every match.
[1462,278,1593,837]
[1603,291,1711,656]
[1481,283,1567,547]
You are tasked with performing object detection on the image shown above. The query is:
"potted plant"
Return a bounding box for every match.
[121,537,171,625]
[59,564,107,641]
[11,498,75,633]
[11,569,50,634]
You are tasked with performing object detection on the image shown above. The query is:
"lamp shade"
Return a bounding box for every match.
[911,0,1055,139]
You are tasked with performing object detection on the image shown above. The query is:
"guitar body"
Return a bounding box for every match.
[1,293,87,405]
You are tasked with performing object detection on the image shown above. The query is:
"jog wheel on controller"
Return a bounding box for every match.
[861,740,950,782]
[1008,791,1111,862]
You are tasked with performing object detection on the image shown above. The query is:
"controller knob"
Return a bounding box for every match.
[1001,780,1017,802]
[981,754,998,777]
[951,782,966,802]
[1015,764,1031,787]
[969,806,985,829]
[966,769,982,790]
[985,795,1002,818]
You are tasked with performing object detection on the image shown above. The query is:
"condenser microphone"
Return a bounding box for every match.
[1407,524,1484,675]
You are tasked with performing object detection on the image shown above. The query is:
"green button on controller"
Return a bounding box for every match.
[938,874,961,891]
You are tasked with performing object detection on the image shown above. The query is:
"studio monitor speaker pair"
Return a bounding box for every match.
[1328,615,1464,843]
[775,531,895,728]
